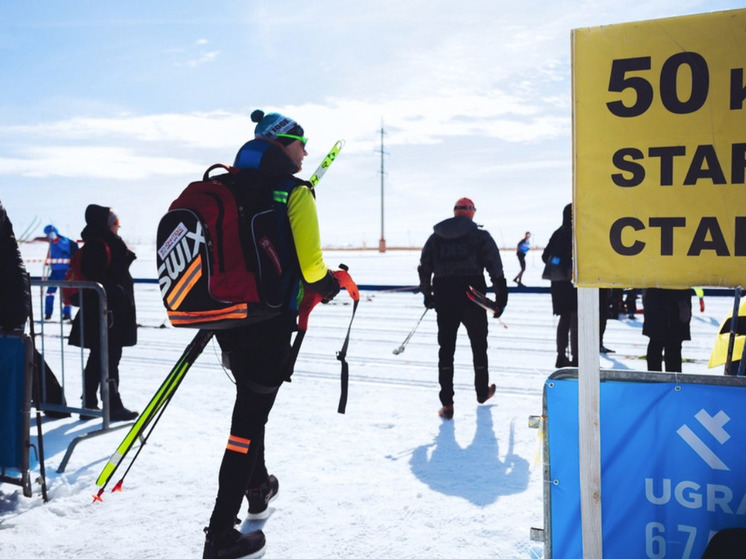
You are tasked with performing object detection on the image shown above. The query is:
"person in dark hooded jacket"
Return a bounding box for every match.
[68,204,138,422]
[542,203,577,368]
[0,200,30,332]
[418,197,508,421]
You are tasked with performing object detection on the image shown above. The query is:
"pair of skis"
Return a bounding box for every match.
[94,140,347,500]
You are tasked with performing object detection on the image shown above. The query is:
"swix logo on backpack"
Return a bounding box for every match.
[157,164,292,329]
[157,220,205,297]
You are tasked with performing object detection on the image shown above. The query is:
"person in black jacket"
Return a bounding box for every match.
[642,288,692,372]
[542,203,578,368]
[0,200,30,332]
[68,205,138,422]
[418,197,508,420]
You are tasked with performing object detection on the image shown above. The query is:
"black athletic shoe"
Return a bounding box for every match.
[438,404,454,420]
[246,475,279,519]
[110,407,139,422]
[203,527,265,559]
[599,345,615,354]
[555,354,570,368]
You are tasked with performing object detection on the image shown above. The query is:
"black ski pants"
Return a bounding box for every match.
[646,338,683,372]
[83,339,125,410]
[436,303,490,406]
[556,310,578,364]
[209,313,293,534]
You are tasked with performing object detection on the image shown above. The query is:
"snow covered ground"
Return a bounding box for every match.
[0,245,735,559]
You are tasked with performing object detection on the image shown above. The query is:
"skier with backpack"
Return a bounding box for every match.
[197,110,341,559]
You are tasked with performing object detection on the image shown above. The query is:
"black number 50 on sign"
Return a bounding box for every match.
[606,53,710,117]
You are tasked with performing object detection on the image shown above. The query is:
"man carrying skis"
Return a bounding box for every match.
[418,197,508,420]
[202,110,340,559]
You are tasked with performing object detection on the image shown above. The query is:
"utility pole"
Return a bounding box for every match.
[378,121,387,253]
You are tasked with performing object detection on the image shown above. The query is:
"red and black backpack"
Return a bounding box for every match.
[156,164,294,329]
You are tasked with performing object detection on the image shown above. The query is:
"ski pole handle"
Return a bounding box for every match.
[334,264,360,302]
[297,266,359,331]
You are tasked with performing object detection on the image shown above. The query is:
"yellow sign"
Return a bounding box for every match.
[572,9,746,288]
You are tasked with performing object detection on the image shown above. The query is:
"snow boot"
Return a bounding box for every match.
[109,389,139,422]
[438,404,454,420]
[246,475,279,519]
[203,527,265,559]
[110,407,139,422]
[478,384,496,404]
[555,353,570,368]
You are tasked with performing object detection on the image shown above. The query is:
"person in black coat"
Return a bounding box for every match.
[542,203,578,368]
[642,288,692,372]
[0,200,30,332]
[68,205,138,421]
[418,197,508,420]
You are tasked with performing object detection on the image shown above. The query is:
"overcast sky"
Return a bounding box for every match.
[1,0,742,250]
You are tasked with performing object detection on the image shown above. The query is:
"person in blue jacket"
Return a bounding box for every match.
[43,224,78,320]
[513,231,531,287]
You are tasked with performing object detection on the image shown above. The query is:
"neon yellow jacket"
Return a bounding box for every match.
[287,185,327,284]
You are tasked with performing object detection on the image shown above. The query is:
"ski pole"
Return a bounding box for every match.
[94,329,213,500]
[108,375,185,495]
[286,265,360,414]
[392,307,430,355]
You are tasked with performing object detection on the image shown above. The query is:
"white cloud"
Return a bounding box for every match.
[8,146,204,180]
[186,50,219,67]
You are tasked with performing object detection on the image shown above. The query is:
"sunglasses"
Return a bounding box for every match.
[275,133,308,147]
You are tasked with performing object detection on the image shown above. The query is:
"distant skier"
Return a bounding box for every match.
[42,224,78,320]
[418,197,508,421]
[513,231,531,287]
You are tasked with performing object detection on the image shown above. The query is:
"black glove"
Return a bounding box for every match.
[493,277,508,318]
[423,293,435,309]
[307,270,340,303]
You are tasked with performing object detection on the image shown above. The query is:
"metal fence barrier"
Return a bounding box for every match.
[30,279,131,472]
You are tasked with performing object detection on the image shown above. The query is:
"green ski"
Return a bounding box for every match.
[309,140,345,187]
